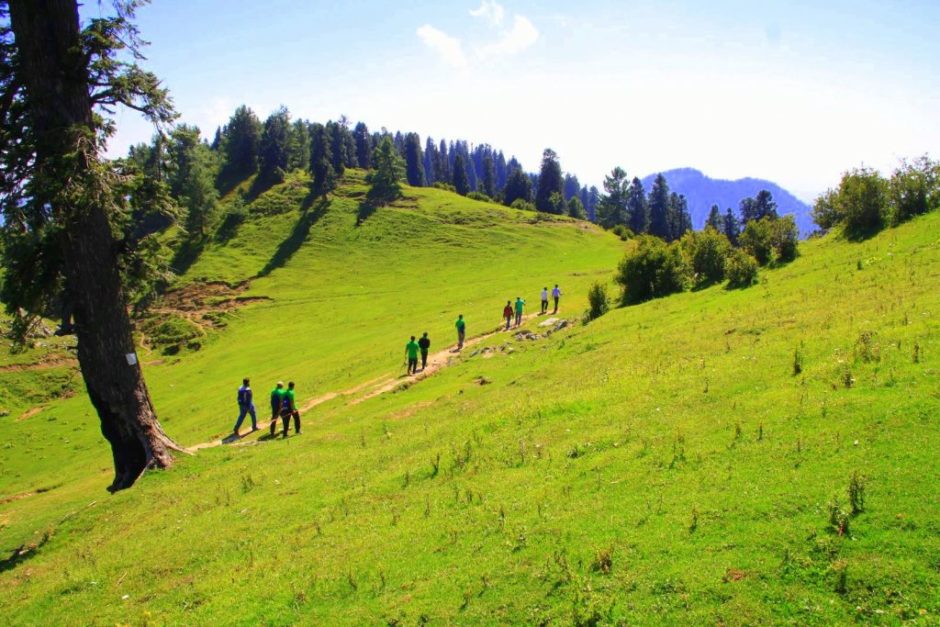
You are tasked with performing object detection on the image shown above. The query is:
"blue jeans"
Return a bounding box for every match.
[233,403,257,432]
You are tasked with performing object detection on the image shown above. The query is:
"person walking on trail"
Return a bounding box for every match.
[269,381,285,436]
[232,378,258,437]
[514,296,525,327]
[279,381,301,437]
[552,284,562,314]
[405,335,420,375]
[418,332,431,370]
[540,286,549,314]
[502,301,513,330]
[455,314,466,350]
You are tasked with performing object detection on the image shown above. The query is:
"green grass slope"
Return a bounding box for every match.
[1,174,937,625]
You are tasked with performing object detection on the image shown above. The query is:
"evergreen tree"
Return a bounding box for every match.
[723,208,741,246]
[257,106,292,187]
[2,0,182,490]
[327,120,347,178]
[353,121,372,169]
[563,173,581,201]
[581,185,600,222]
[667,193,693,241]
[535,148,564,213]
[596,167,629,228]
[436,138,450,183]
[481,154,496,198]
[309,123,336,195]
[494,151,508,191]
[423,137,437,185]
[503,166,532,206]
[167,125,219,240]
[286,119,310,171]
[219,104,261,185]
[567,195,586,219]
[626,177,649,234]
[366,136,405,205]
[403,132,426,186]
[706,204,724,231]
[452,152,470,195]
[648,174,672,240]
[740,189,778,223]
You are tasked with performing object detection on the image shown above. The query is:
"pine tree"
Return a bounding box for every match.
[257,106,292,187]
[452,152,470,195]
[494,151,508,191]
[353,121,372,169]
[706,204,724,231]
[723,207,741,246]
[482,154,496,198]
[403,132,426,186]
[436,138,450,183]
[503,166,532,206]
[648,174,671,239]
[564,173,581,201]
[167,125,219,241]
[535,148,564,213]
[309,123,336,195]
[627,177,649,234]
[219,105,261,186]
[286,119,310,171]
[667,193,693,241]
[596,167,629,228]
[366,136,405,205]
[423,137,437,185]
[327,120,347,178]
[740,189,778,224]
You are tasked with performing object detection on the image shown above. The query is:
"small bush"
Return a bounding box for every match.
[725,249,759,288]
[889,155,939,225]
[837,167,889,236]
[615,236,688,305]
[610,224,634,241]
[740,216,798,266]
[682,227,731,286]
[432,182,456,193]
[849,471,866,515]
[466,191,491,202]
[585,282,610,322]
[510,198,536,212]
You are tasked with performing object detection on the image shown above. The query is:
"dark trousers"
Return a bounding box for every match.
[408,357,418,374]
[233,403,257,432]
[553,296,559,313]
[541,299,548,313]
[420,350,429,369]
[280,409,300,435]
[270,406,279,435]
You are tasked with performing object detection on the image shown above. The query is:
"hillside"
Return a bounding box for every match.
[0,173,937,624]
[642,168,815,236]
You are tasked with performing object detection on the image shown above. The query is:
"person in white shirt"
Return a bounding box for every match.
[540,286,549,314]
[552,284,562,314]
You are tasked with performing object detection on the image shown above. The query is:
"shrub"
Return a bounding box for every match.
[812,189,843,230]
[585,282,610,321]
[740,216,798,266]
[836,167,889,236]
[510,198,536,212]
[466,191,491,202]
[771,216,799,262]
[615,236,688,304]
[432,181,456,193]
[889,155,939,225]
[681,227,731,286]
[610,224,633,241]
[725,249,759,288]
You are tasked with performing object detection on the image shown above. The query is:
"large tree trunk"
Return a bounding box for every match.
[9,0,183,492]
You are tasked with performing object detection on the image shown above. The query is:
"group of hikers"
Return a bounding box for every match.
[232,284,563,439]
[232,378,300,439]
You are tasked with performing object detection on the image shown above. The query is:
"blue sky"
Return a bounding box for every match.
[96,0,940,201]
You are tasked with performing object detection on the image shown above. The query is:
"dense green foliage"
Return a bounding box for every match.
[366,137,406,206]
[740,215,799,266]
[534,148,564,214]
[615,235,688,304]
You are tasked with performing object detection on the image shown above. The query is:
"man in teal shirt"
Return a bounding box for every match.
[514,297,525,327]
[455,314,466,350]
[405,335,420,374]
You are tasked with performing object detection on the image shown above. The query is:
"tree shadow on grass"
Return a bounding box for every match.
[355,199,378,226]
[0,532,49,574]
[255,192,329,278]
[170,238,207,276]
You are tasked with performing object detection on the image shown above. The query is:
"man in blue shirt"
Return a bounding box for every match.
[233,377,258,437]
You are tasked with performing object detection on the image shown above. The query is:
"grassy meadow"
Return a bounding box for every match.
[0,172,937,624]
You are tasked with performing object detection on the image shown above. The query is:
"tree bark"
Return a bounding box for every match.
[9,0,183,492]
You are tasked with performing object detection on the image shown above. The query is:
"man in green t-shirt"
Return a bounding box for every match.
[278,381,301,437]
[269,381,285,436]
[455,314,466,350]
[405,335,420,375]
[514,297,525,327]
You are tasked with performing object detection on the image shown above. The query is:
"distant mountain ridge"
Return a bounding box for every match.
[640,168,814,237]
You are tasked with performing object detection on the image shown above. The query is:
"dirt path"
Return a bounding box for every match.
[186,314,541,452]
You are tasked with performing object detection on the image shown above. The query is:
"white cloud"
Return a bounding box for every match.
[476,14,539,59]
[470,0,505,27]
[416,24,467,68]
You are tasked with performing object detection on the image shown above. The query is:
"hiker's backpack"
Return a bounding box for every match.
[237,386,249,405]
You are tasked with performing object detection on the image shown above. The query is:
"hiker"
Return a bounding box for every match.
[503,301,513,330]
[540,286,549,314]
[418,332,431,370]
[269,381,285,436]
[232,377,257,437]
[455,314,466,350]
[279,381,301,437]
[514,296,525,327]
[405,335,420,375]
[552,284,562,314]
